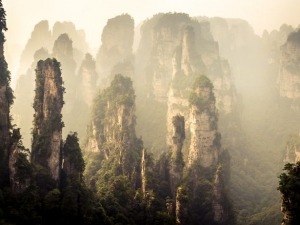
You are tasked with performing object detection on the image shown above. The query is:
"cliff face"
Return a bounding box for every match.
[137,13,235,107]
[14,25,89,146]
[135,13,236,156]
[169,115,185,198]
[12,48,50,148]
[284,134,300,163]
[52,21,88,54]
[96,14,134,85]
[0,58,11,184]
[85,74,139,176]
[0,6,13,186]
[31,58,64,181]
[188,76,220,167]
[179,76,232,225]
[279,30,300,99]
[77,53,98,107]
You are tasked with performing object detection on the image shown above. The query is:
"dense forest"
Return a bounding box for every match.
[0,1,300,224]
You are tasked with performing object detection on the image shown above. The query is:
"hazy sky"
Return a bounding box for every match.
[2,0,300,85]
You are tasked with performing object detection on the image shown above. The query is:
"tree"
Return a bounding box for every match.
[278,162,300,225]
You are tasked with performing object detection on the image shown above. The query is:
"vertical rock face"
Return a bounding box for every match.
[141,148,154,197]
[175,186,189,225]
[137,13,235,106]
[135,13,236,156]
[31,58,64,181]
[77,53,98,107]
[173,26,204,77]
[86,74,139,176]
[52,33,80,136]
[0,59,11,184]
[284,134,300,163]
[12,48,50,147]
[96,14,134,84]
[169,115,185,198]
[137,13,197,101]
[52,21,88,53]
[212,166,227,223]
[188,76,220,168]
[0,1,13,186]
[279,30,300,99]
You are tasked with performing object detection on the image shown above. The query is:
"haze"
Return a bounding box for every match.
[3,0,300,86]
[1,0,300,224]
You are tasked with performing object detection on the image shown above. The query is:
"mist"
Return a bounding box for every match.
[3,0,300,87]
[0,0,300,225]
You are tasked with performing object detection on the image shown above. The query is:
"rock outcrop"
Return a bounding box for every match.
[85,74,140,176]
[31,58,64,181]
[182,75,232,225]
[284,134,300,163]
[175,186,189,225]
[77,53,98,107]
[135,13,237,155]
[96,14,134,85]
[279,30,300,99]
[169,115,185,198]
[12,48,50,147]
[188,76,220,167]
[52,21,88,67]
[0,3,13,186]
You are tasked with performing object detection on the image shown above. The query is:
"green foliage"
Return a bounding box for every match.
[10,129,32,183]
[0,58,13,105]
[31,58,64,170]
[92,74,135,140]
[0,0,7,43]
[188,75,215,112]
[63,132,85,176]
[192,75,214,90]
[278,162,300,225]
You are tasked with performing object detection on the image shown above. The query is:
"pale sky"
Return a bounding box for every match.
[2,0,300,86]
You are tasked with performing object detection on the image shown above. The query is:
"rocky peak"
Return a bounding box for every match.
[279,30,300,99]
[169,115,185,199]
[53,33,74,60]
[52,21,88,54]
[18,20,52,75]
[212,165,228,223]
[86,74,138,175]
[31,58,64,181]
[283,134,300,163]
[188,75,220,168]
[96,14,134,84]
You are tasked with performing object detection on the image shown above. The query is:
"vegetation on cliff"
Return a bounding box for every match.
[0,0,13,187]
[278,162,300,225]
